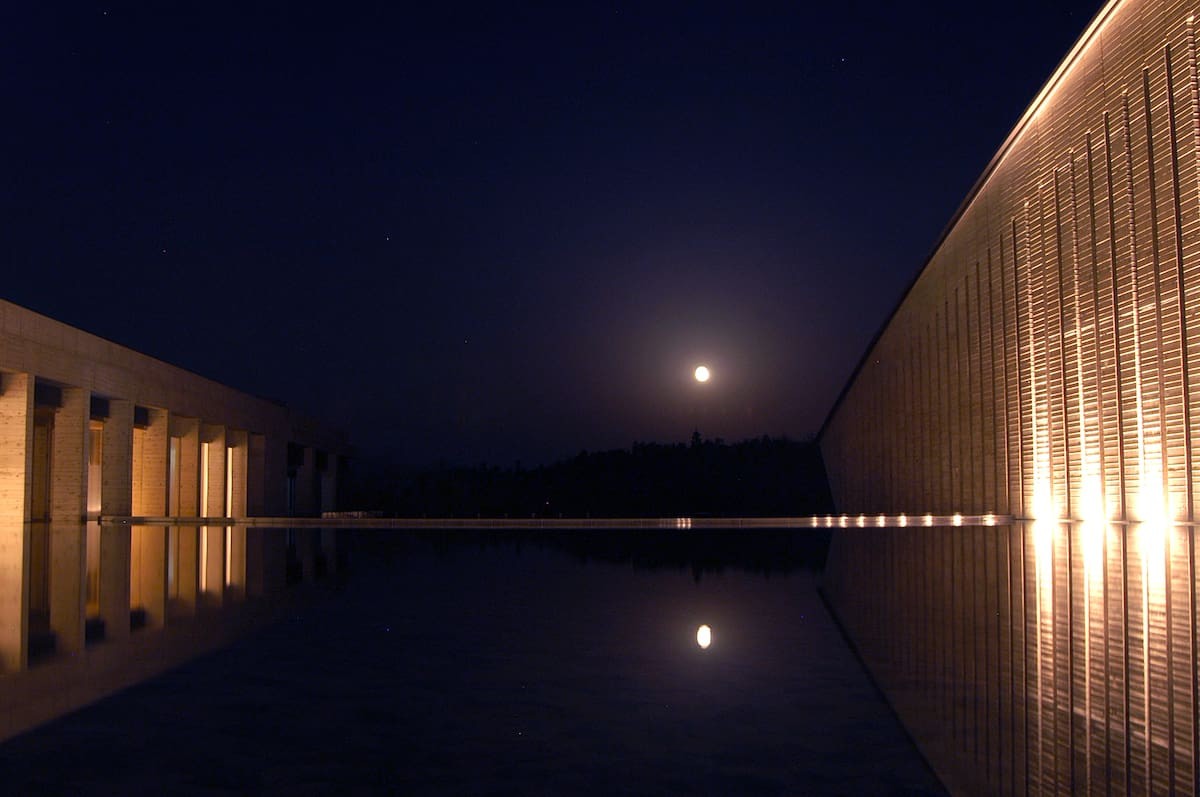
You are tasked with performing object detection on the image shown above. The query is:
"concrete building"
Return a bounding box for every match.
[820,0,1200,793]
[0,299,346,526]
[0,298,346,739]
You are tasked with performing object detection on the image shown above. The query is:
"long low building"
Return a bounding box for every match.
[0,298,347,727]
[0,298,346,524]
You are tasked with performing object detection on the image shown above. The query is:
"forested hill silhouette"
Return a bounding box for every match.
[345,434,833,518]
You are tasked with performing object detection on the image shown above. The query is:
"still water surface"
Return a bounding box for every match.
[0,531,944,795]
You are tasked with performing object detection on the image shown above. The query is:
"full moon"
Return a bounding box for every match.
[696,624,712,649]
[694,365,711,383]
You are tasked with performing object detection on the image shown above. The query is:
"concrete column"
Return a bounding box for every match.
[132,408,169,516]
[247,434,267,516]
[295,446,316,516]
[200,424,225,518]
[226,525,246,600]
[264,436,288,516]
[171,525,199,616]
[171,417,200,517]
[49,523,86,654]
[50,388,88,522]
[130,525,167,629]
[0,374,33,522]
[101,399,133,518]
[98,524,131,642]
[320,454,338,514]
[200,525,226,606]
[0,520,30,671]
[227,430,248,518]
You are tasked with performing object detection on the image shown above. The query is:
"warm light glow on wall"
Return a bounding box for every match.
[199,524,208,593]
[1138,500,1168,590]
[1033,518,1054,574]
[1081,518,1106,587]
[1032,509,1055,610]
[1135,456,1170,584]
[225,445,233,517]
[813,2,1200,791]
[200,442,210,518]
[1080,477,1106,585]
[1031,479,1056,527]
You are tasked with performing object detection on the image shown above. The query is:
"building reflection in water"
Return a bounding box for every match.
[823,518,1198,794]
[0,521,337,741]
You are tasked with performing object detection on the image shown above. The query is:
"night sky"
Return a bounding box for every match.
[5,1,1102,467]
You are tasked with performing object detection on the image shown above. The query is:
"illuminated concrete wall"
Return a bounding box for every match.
[820,0,1200,793]
[0,298,347,522]
[0,298,349,741]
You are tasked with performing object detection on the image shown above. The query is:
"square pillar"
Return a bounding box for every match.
[170,526,200,617]
[50,388,88,522]
[227,430,248,519]
[133,408,169,516]
[246,434,267,516]
[99,524,131,642]
[201,525,226,605]
[0,373,33,521]
[264,437,288,516]
[101,399,133,517]
[0,520,29,671]
[130,524,167,629]
[226,525,246,600]
[200,424,226,518]
[170,417,200,517]
[320,454,338,514]
[295,446,316,517]
[49,523,86,654]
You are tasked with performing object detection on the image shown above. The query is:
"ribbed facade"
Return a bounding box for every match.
[820,0,1200,793]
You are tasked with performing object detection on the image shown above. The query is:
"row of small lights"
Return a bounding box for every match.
[810,513,1002,528]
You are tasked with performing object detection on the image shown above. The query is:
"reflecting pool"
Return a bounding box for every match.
[0,530,944,795]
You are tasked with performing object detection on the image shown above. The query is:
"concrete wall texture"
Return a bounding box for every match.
[0,298,346,522]
[820,0,1200,793]
[0,298,348,740]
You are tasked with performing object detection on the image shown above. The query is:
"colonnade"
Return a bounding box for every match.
[0,370,342,675]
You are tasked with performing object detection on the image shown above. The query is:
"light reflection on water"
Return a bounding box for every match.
[0,530,945,795]
[823,521,1193,795]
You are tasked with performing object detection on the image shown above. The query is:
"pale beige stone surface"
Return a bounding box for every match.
[0,374,33,521]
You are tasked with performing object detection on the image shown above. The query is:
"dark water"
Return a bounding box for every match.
[0,532,944,795]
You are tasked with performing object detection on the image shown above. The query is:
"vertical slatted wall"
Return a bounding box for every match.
[820,0,1200,792]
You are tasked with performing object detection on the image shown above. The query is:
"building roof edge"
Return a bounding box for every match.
[817,0,1124,444]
